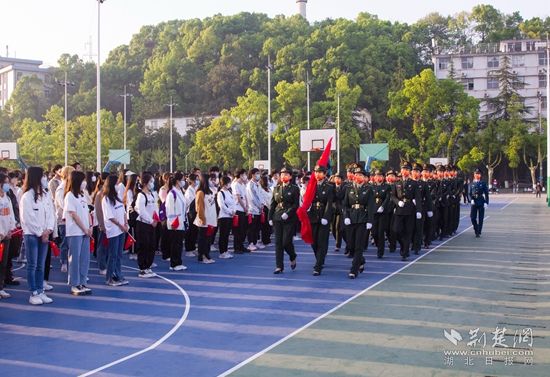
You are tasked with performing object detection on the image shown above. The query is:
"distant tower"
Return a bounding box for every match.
[296,0,307,19]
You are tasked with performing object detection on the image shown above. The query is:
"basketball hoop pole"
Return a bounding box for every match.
[306,72,311,171]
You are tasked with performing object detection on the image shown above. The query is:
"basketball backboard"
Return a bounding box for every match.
[253,160,269,170]
[430,157,449,166]
[300,129,336,152]
[108,149,131,165]
[359,143,389,161]
[0,143,18,160]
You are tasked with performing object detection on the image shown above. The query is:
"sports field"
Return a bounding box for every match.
[1,195,548,377]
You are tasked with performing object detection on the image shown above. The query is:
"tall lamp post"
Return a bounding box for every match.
[306,71,311,171]
[96,0,105,172]
[267,57,272,173]
[165,96,178,172]
[546,34,550,206]
[337,92,341,174]
[57,72,74,166]
[120,85,133,168]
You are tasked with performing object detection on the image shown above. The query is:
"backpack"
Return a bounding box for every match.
[158,190,177,222]
[128,191,148,228]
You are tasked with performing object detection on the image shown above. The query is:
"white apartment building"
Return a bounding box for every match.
[433,39,548,121]
[144,115,217,137]
[0,57,50,110]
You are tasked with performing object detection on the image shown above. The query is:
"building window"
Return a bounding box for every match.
[151,120,158,128]
[507,42,522,52]
[539,52,548,66]
[526,41,536,51]
[513,76,525,90]
[461,57,473,69]
[16,72,23,81]
[512,55,524,67]
[487,56,499,68]
[487,77,499,90]
[461,78,474,91]
[438,58,449,70]
[540,74,547,88]
[542,96,547,109]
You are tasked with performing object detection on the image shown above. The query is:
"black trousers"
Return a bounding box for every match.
[247,214,261,245]
[470,205,485,235]
[423,212,433,247]
[160,222,170,258]
[260,207,271,245]
[0,239,10,290]
[273,220,297,269]
[168,229,184,267]
[197,227,212,261]
[373,213,390,257]
[218,217,232,253]
[311,222,330,271]
[331,212,343,249]
[348,223,366,275]
[388,213,397,252]
[136,221,156,270]
[392,214,415,257]
[412,216,424,252]
[233,211,248,252]
[5,235,21,283]
[438,205,449,237]
[185,215,198,252]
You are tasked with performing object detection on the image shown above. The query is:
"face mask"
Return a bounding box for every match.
[91,176,97,182]
[80,181,87,191]
[281,176,290,184]
[254,173,261,181]
[194,181,199,188]
[2,183,10,193]
[179,181,185,189]
[41,176,48,189]
[148,181,155,191]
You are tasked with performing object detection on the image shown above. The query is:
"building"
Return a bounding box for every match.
[433,39,548,121]
[144,115,217,137]
[296,0,307,19]
[0,57,50,110]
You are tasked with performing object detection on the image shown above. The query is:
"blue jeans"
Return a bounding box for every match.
[107,233,125,281]
[66,235,90,286]
[25,235,48,293]
[96,230,108,271]
[58,224,68,264]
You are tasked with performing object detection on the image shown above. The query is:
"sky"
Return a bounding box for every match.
[0,0,548,67]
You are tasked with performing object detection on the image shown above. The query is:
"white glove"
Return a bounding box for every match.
[412,199,416,205]
[427,211,433,218]
[344,218,351,226]
[366,223,372,230]
[398,201,405,208]
[416,212,422,220]
[471,199,475,205]
[269,220,273,226]
[321,218,328,226]
[377,206,384,213]
[483,203,488,209]
[281,213,288,221]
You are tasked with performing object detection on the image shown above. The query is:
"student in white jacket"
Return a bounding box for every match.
[20,167,55,305]
[217,176,235,259]
[54,166,74,273]
[165,172,187,271]
[134,172,159,278]
[246,168,263,251]
[0,173,16,299]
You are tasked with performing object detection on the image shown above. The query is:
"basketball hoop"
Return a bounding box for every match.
[311,147,322,153]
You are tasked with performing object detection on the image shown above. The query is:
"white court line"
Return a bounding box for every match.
[13,263,25,272]
[500,197,517,210]
[78,265,191,377]
[218,218,490,377]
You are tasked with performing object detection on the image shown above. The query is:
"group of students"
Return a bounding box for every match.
[0,159,473,305]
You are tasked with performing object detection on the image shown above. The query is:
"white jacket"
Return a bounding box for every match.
[166,188,186,231]
[136,191,158,225]
[246,180,263,215]
[217,189,236,219]
[20,189,56,237]
[0,194,16,238]
[54,182,66,224]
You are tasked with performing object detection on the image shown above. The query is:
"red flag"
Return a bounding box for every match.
[124,233,136,250]
[232,215,239,227]
[50,241,61,257]
[297,137,333,244]
[153,211,161,222]
[171,216,180,229]
[101,235,109,247]
[0,243,4,263]
[90,238,95,253]
[11,228,23,239]
[206,225,216,237]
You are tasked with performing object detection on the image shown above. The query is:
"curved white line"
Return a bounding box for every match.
[78,265,190,377]
[13,263,26,272]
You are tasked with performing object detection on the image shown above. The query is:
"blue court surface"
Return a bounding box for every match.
[0,198,513,377]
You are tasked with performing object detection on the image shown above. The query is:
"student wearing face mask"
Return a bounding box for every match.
[20,167,56,305]
[166,172,187,271]
[135,172,159,277]
[0,173,16,299]
[41,173,56,293]
[231,169,248,254]
[246,168,263,251]
[63,171,93,296]
[194,173,216,263]
[184,174,199,257]
[259,174,273,247]
[55,166,75,273]
[217,176,235,259]
[208,172,221,250]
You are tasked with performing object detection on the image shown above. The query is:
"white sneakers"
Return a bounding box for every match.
[201,258,216,264]
[29,291,53,305]
[185,251,196,257]
[247,244,258,251]
[43,282,53,291]
[170,265,187,271]
[219,252,234,259]
[99,269,107,276]
[129,254,138,260]
[138,269,156,278]
[61,263,67,273]
[0,290,11,299]
[256,243,266,249]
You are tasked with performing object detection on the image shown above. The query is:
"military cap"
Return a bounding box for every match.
[346,163,358,173]
[474,168,482,174]
[313,164,326,173]
[353,166,367,175]
[333,172,344,179]
[400,161,412,170]
[411,163,422,172]
[422,163,431,172]
[280,166,293,174]
[385,169,396,176]
[373,168,385,176]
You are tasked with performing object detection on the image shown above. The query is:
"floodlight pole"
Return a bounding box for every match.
[165,96,177,172]
[120,85,133,168]
[267,57,272,173]
[306,72,311,171]
[96,0,105,172]
[337,92,341,174]
[546,34,550,206]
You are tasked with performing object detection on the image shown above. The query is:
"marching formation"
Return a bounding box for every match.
[0,159,489,305]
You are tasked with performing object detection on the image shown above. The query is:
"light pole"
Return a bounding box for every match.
[165,96,178,172]
[337,92,341,174]
[267,57,272,173]
[120,85,133,168]
[306,71,311,171]
[546,34,550,206]
[96,0,105,172]
[57,72,74,166]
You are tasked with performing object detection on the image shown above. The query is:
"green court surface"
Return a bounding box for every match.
[228,195,550,377]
